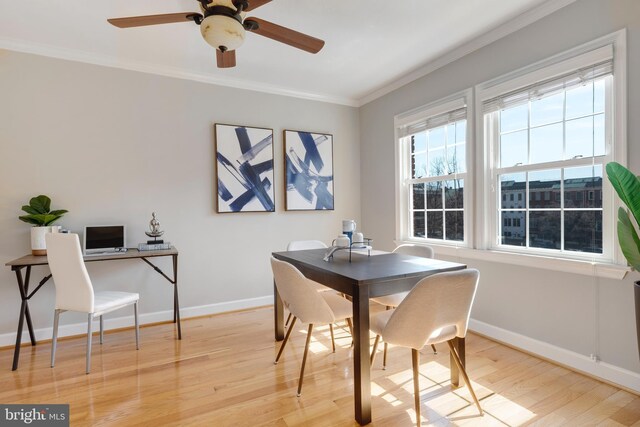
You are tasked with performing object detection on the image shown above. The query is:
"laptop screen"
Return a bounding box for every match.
[84,225,125,253]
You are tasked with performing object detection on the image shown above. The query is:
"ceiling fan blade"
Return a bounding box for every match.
[244,0,272,12]
[216,50,237,68]
[108,13,200,28]
[245,17,324,54]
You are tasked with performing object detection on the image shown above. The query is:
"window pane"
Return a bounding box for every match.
[594,113,605,157]
[456,120,467,143]
[529,170,560,208]
[500,130,527,167]
[564,211,602,253]
[531,91,564,127]
[446,211,464,241]
[445,179,464,209]
[564,165,603,208]
[412,183,425,210]
[412,153,427,178]
[530,123,563,164]
[428,147,446,176]
[426,181,443,209]
[412,132,426,153]
[413,212,425,238]
[594,78,605,114]
[501,211,526,246]
[566,116,594,159]
[529,211,561,249]
[427,211,443,239]
[448,143,466,174]
[501,104,528,133]
[501,173,526,209]
[566,81,593,119]
[428,126,445,149]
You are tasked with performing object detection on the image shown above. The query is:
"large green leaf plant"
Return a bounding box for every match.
[18,195,68,227]
[606,162,640,271]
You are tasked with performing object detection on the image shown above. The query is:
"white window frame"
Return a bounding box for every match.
[395,89,473,248]
[476,30,627,266]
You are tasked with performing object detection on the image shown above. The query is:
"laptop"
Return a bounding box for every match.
[83,225,127,256]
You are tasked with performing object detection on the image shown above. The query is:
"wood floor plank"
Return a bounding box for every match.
[0,307,637,426]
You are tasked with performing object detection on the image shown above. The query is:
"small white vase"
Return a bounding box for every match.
[30,226,52,256]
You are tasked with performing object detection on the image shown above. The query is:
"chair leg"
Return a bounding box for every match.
[297,323,314,397]
[99,315,104,345]
[383,342,388,370]
[329,324,336,353]
[447,340,483,415]
[370,335,380,365]
[275,316,297,364]
[285,312,292,328]
[431,344,437,354]
[86,315,93,374]
[346,318,354,347]
[51,310,61,368]
[134,302,140,350]
[412,348,421,425]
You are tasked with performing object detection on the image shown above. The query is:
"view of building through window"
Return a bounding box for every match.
[410,119,465,241]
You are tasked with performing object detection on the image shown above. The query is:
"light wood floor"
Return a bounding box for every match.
[1,307,639,426]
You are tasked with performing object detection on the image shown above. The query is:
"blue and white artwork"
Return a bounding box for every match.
[284,130,334,211]
[215,124,275,213]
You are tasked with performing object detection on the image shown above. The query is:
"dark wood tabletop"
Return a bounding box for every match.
[6,247,179,267]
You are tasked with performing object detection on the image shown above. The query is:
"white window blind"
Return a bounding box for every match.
[398,107,467,138]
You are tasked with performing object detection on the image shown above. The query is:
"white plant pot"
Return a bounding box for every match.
[30,226,59,256]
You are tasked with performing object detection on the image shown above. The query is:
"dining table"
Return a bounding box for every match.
[271,247,467,425]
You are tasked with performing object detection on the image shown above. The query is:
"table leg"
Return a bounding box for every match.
[22,267,36,346]
[352,285,372,425]
[274,281,284,341]
[12,300,27,371]
[450,336,465,387]
[173,255,182,340]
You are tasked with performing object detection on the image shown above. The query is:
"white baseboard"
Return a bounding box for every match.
[470,319,640,393]
[0,295,272,348]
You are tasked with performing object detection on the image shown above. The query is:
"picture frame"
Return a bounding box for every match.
[215,123,275,213]
[284,129,334,211]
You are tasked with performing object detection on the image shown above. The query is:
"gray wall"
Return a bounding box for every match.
[360,0,640,373]
[0,51,360,336]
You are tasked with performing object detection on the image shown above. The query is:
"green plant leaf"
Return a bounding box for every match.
[617,207,640,271]
[29,195,51,214]
[18,215,43,225]
[48,209,68,216]
[21,205,40,215]
[43,214,63,226]
[606,162,640,228]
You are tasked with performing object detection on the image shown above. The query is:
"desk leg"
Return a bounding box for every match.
[353,285,372,425]
[274,281,284,341]
[22,267,36,346]
[450,336,465,387]
[173,255,182,340]
[12,267,34,371]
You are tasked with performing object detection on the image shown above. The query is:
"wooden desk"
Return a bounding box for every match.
[271,248,466,426]
[5,248,181,371]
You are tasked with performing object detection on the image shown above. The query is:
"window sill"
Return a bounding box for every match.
[395,240,630,280]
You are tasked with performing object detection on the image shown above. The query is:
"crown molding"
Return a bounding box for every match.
[356,0,578,107]
[0,37,359,108]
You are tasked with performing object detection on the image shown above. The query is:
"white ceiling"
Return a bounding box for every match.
[0,0,569,106]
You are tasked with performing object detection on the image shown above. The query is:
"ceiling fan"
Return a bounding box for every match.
[107,0,325,68]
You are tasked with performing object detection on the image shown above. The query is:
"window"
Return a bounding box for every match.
[396,93,470,245]
[481,43,617,260]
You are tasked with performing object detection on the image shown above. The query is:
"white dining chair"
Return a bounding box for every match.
[371,244,437,366]
[369,269,482,424]
[285,240,351,351]
[271,257,353,396]
[46,233,140,374]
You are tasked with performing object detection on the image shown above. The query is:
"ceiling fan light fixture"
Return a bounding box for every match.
[200,14,245,51]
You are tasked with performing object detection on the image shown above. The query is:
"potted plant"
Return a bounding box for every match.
[19,195,68,256]
[606,162,640,355]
